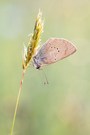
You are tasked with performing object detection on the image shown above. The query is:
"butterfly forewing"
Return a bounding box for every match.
[34,38,76,67]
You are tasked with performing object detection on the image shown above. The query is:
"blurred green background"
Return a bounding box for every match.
[0,0,90,135]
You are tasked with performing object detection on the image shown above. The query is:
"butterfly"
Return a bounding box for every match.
[22,11,76,71]
[33,38,76,69]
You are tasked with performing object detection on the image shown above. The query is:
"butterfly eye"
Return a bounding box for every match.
[33,56,36,59]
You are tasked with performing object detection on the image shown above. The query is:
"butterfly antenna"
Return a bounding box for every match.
[41,69,49,85]
[10,69,26,135]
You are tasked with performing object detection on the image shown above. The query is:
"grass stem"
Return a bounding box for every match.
[10,70,25,135]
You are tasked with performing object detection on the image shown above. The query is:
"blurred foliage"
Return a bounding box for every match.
[0,0,90,135]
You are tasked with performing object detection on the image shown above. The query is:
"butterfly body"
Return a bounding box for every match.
[33,38,76,69]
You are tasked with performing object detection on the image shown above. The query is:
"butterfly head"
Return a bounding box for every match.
[33,56,41,69]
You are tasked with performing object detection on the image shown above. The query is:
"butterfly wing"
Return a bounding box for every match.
[33,38,77,68]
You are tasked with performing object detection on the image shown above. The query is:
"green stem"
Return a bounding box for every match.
[10,70,25,135]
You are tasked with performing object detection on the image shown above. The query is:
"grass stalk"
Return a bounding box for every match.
[10,70,25,135]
